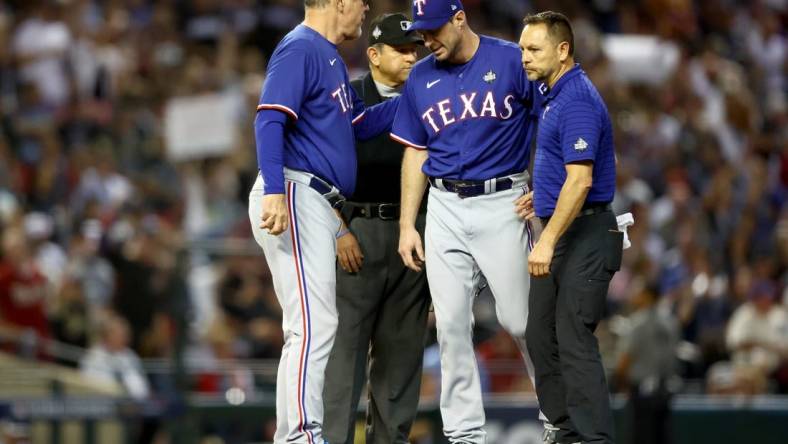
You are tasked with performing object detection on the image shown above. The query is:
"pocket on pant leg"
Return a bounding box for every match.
[604,229,624,272]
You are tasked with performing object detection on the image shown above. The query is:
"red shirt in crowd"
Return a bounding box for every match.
[0,259,51,339]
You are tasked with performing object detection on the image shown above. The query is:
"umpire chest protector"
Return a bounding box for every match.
[350,72,405,204]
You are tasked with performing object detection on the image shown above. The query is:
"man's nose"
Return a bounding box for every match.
[423,34,435,47]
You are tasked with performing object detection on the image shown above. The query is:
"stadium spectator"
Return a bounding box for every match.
[726,279,788,388]
[615,281,680,444]
[80,312,150,400]
[0,225,51,357]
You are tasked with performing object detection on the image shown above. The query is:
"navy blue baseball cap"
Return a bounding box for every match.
[408,0,464,31]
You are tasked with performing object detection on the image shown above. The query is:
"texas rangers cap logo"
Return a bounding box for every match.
[372,26,382,39]
[409,0,464,31]
[414,0,427,16]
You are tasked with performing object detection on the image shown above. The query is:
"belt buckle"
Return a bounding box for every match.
[377,203,397,220]
[329,195,346,209]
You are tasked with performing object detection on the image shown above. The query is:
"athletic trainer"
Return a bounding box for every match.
[520,11,621,444]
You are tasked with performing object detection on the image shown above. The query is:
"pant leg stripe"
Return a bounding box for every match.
[526,219,534,251]
[293,183,316,443]
[287,182,315,444]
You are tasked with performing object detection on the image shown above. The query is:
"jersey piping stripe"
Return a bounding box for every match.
[524,184,535,251]
[351,110,366,125]
[390,133,427,150]
[258,104,299,121]
[286,182,315,444]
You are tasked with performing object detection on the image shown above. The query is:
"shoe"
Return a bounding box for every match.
[542,427,557,444]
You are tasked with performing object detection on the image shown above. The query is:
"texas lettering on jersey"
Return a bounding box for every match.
[331,83,354,114]
[421,90,516,133]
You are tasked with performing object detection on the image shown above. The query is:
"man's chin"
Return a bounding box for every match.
[345,27,363,40]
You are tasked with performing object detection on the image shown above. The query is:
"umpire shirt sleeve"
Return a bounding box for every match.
[560,100,603,164]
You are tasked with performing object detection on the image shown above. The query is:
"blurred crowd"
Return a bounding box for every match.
[0,0,785,425]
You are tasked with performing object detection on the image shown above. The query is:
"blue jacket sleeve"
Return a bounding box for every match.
[352,95,401,142]
[255,109,289,195]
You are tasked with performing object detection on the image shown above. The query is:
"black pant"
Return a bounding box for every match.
[526,211,622,444]
[323,212,430,444]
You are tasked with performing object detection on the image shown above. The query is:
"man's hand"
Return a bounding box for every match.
[528,238,555,276]
[398,225,425,272]
[260,194,289,235]
[515,191,536,220]
[337,231,364,273]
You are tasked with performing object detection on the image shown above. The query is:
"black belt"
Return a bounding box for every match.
[428,177,514,198]
[307,176,345,209]
[344,202,400,220]
[539,202,612,225]
[578,202,612,216]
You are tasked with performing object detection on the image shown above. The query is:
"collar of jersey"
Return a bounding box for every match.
[435,35,488,71]
[298,23,338,49]
[539,63,582,100]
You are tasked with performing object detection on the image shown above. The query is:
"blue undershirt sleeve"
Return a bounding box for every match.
[255,109,289,195]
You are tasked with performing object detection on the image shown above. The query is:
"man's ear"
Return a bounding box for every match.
[558,41,570,62]
[367,46,381,67]
[453,10,466,29]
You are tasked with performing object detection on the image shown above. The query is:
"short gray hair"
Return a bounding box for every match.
[304,0,331,8]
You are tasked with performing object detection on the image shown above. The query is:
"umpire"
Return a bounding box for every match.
[322,13,429,444]
[519,12,622,444]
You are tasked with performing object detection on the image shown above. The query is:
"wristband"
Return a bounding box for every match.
[336,228,350,239]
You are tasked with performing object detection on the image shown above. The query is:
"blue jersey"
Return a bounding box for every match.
[257,25,365,196]
[533,64,616,218]
[390,36,537,180]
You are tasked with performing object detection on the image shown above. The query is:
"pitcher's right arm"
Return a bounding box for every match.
[398,147,428,272]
